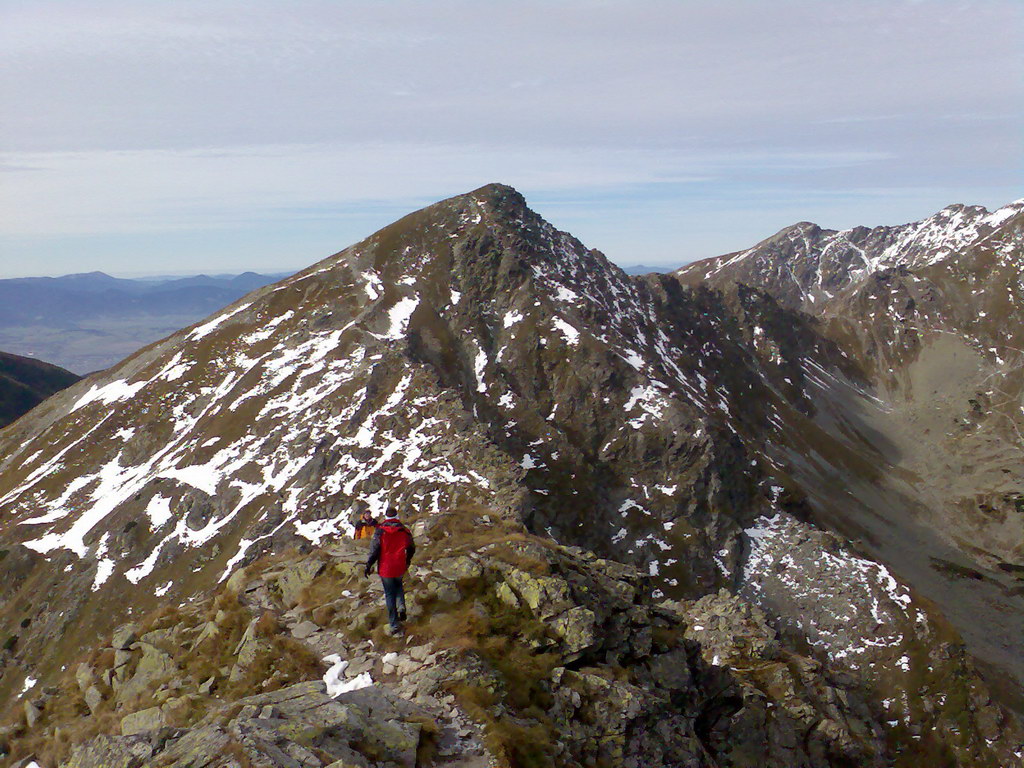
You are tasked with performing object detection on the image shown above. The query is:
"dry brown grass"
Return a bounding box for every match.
[4,697,120,767]
[401,519,561,768]
[88,646,116,670]
[254,610,279,637]
[449,684,554,768]
[3,503,566,767]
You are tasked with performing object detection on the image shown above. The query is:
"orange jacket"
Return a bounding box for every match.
[353,521,377,540]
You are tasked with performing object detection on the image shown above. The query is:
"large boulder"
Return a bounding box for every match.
[158,725,231,767]
[116,643,177,704]
[433,555,483,581]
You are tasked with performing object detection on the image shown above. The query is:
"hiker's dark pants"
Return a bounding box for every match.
[381,577,406,629]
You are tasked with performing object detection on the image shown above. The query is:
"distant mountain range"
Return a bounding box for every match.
[0,271,289,374]
[621,263,677,275]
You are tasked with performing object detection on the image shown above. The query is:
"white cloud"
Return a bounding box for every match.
[0,142,891,236]
[0,0,1020,274]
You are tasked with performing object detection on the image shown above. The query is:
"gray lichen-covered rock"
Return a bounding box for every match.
[116,643,177,704]
[500,566,573,619]
[681,588,780,665]
[23,700,41,729]
[433,555,483,581]
[275,559,325,608]
[74,663,94,693]
[84,684,104,714]
[158,725,231,767]
[64,734,153,768]
[550,606,597,654]
[120,706,166,735]
[111,623,140,651]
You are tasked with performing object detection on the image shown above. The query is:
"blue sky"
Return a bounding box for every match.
[1,0,1021,278]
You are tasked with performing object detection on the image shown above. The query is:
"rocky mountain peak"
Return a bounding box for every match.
[1,187,1022,766]
[678,196,1024,313]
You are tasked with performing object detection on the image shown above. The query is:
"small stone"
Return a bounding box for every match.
[120,706,165,735]
[75,663,94,692]
[345,657,373,678]
[199,676,216,695]
[290,620,321,639]
[431,579,462,604]
[24,701,41,728]
[111,623,139,650]
[84,685,104,714]
[408,644,432,661]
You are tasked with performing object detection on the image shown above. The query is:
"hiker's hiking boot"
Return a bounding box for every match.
[398,607,407,623]
[386,624,404,637]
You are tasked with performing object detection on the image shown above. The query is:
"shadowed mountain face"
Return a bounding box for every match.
[0,271,287,374]
[678,199,1024,712]
[0,186,1021,766]
[0,351,80,429]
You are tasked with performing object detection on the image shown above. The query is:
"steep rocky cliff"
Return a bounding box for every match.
[678,198,1024,715]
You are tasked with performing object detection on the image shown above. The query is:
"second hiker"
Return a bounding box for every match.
[364,506,416,635]
[352,506,378,540]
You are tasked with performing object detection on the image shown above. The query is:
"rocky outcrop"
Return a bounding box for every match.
[5,508,1020,767]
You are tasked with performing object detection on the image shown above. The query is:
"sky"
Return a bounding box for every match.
[1,0,1022,279]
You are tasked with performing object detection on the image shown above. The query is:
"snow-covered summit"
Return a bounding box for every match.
[678,197,1024,310]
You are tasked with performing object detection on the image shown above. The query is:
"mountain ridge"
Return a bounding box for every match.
[0,184,1021,766]
[676,193,1024,709]
[677,198,1024,311]
[0,350,80,430]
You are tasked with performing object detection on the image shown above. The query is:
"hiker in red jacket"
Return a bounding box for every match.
[364,507,416,635]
